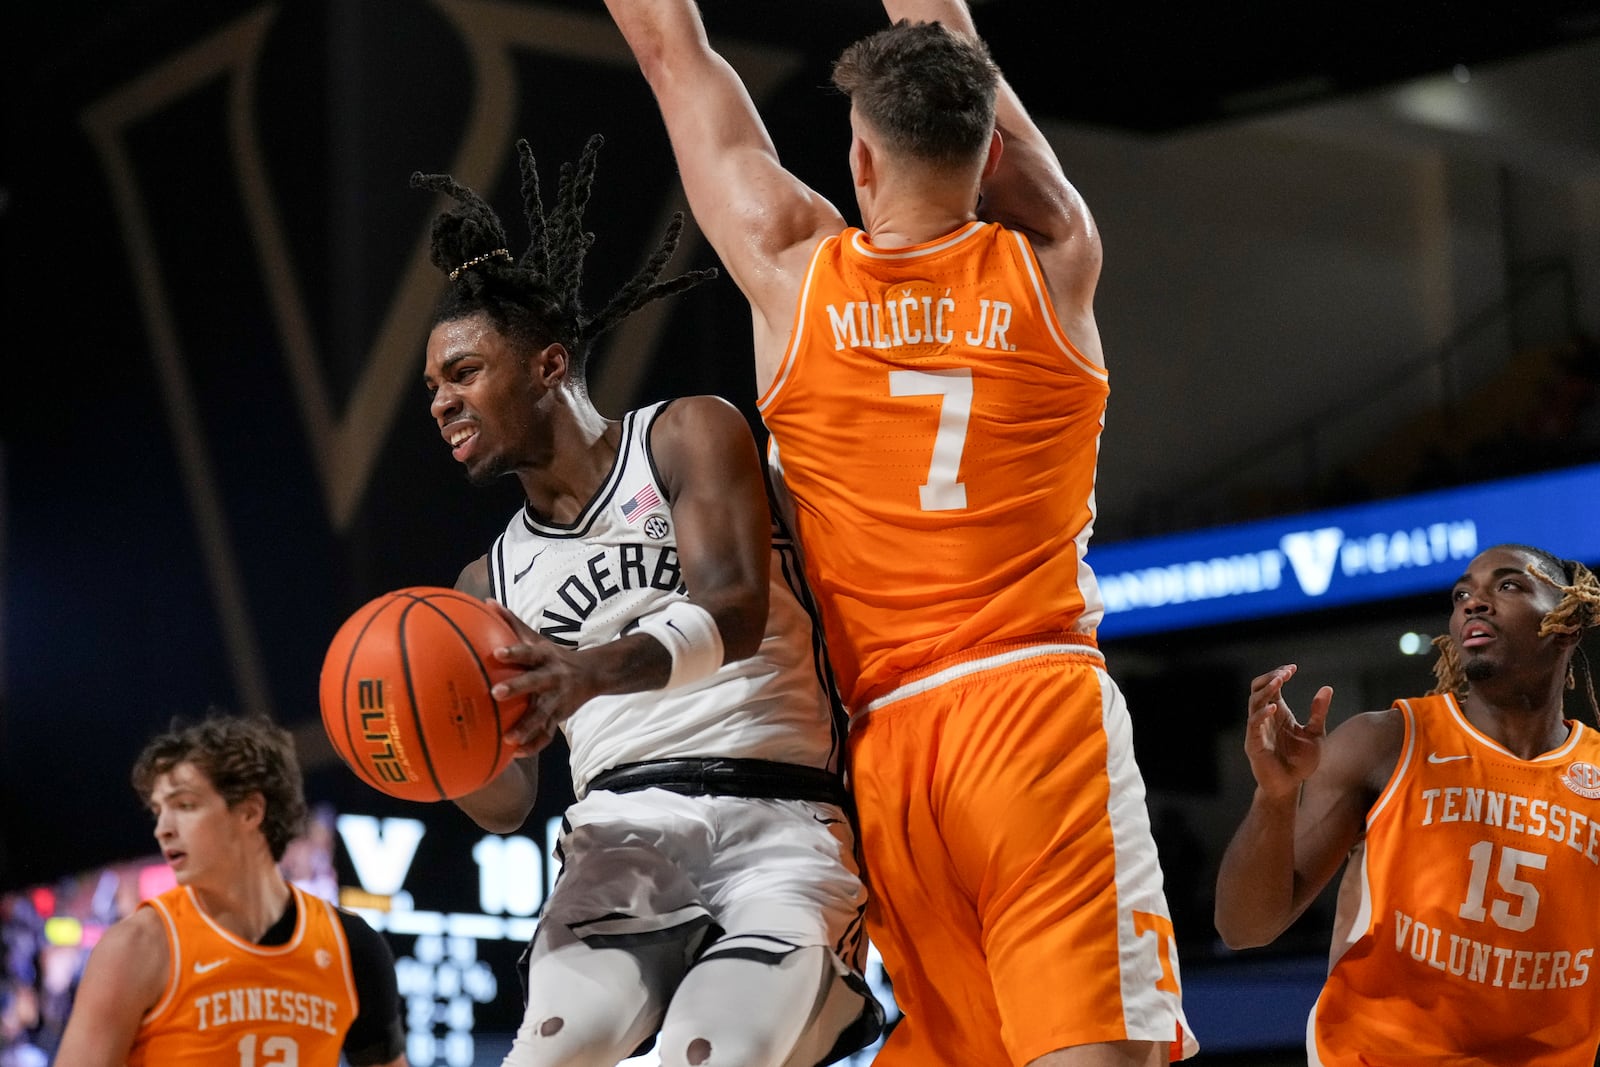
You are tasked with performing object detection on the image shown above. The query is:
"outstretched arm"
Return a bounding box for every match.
[1214,665,1402,948]
[883,0,1101,319]
[604,0,844,384]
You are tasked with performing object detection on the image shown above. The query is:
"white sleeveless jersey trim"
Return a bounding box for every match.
[761,237,836,414]
[486,401,845,794]
[855,641,1106,721]
[844,221,985,260]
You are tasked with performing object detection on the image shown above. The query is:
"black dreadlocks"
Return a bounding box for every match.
[410,134,716,390]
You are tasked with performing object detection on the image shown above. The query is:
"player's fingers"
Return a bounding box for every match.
[1305,685,1335,734]
[506,733,551,759]
[490,662,557,703]
[1247,665,1294,713]
[1249,664,1295,695]
[491,640,551,668]
[503,702,558,748]
[484,598,539,641]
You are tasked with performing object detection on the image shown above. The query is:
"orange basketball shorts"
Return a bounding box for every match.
[848,639,1198,1064]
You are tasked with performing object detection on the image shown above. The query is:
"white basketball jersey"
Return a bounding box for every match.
[484,402,847,795]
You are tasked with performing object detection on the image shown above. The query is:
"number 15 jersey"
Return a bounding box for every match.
[1313,693,1600,1065]
[758,222,1109,712]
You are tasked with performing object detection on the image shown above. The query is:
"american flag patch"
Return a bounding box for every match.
[619,484,662,523]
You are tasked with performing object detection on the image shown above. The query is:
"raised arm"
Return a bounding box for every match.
[1214,665,1402,948]
[604,0,844,376]
[883,0,1101,319]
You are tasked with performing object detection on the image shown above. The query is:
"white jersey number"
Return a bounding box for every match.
[238,1034,299,1067]
[888,368,972,512]
[1458,840,1546,932]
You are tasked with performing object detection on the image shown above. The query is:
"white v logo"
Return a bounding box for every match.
[337,814,425,897]
[1280,528,1344,597]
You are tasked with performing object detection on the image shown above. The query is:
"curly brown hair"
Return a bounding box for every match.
[131,711,308,862]
[1429,544,1600,720]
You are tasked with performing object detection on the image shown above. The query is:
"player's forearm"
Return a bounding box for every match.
[455,758,538,833]
[882,0,976,35]
[604,0,709,85]
[1213,788,1304,949]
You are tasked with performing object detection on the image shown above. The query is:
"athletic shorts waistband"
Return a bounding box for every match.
[855,632,1103,723]
[586,757,849,807]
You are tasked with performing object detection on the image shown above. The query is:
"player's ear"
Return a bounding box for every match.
[980,128,1003,180]
[849,133,872,190]
[234,791,266,832]
[534,342,569,385]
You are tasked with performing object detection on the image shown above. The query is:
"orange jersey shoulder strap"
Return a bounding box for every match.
[128,885,359,1067]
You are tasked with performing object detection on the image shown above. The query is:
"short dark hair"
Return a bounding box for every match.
[131,712,307,862]
[411,135,715,391]
[832,19,999,170]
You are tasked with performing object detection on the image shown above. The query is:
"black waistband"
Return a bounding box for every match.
[587,758,848,807]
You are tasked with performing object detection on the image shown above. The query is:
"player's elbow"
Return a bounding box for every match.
[1213,905,1284,951]
[717,588,770,664]
[453,763,537,833]
[1214,923,1266,952]
[458,801,530,836]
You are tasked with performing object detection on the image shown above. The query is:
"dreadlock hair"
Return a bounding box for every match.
[410,134,716,392]
[1429,544,1600,721]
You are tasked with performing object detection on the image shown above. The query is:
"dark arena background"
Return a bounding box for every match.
[5,2,1600,1063]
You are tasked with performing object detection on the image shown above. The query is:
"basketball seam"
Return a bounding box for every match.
[334,595,405,794]
[326,586,513,802]
[415,591,514,793]
[397,595,452,802]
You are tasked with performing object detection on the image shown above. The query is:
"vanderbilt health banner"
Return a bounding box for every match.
[1088,462,1600,639]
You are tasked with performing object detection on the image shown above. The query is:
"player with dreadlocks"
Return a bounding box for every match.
[413,135,881,1067]
[1216,543,1600,1064]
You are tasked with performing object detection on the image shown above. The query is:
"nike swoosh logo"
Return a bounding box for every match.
[193,959,227,974]
[512,549,546,583]
[1428,752,1470,764]
[665,620,685,637]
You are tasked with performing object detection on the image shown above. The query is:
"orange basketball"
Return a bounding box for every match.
[319,586,524,802]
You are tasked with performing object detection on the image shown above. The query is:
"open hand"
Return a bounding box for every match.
[1245,664,1333,800]
[482,600,600,757]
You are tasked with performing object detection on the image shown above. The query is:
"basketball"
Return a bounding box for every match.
[319,586,525,802]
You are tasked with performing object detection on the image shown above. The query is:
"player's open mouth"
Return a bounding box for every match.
[1460,622,1496,648]
[446,424,478,461]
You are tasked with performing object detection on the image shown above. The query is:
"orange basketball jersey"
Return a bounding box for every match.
[130,884,361,1067]
[759,223,1108,710]
[1312,694,1600,1065]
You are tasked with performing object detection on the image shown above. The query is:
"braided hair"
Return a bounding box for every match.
[1429,544,1600,720]
[410,135,716,392]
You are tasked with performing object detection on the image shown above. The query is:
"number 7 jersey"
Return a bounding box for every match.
[759,222,1110,712]
[1313,693,1600,1065]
